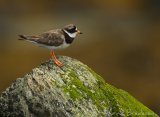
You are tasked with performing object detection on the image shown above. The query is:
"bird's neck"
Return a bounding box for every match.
[62,29,75,44]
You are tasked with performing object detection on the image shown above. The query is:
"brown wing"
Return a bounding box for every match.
[35,30,64,46]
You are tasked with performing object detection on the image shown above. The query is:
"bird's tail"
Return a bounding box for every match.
[18,35,40,41]
[18,35,28,40]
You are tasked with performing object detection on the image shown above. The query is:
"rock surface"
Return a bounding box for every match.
[0,56,158,117]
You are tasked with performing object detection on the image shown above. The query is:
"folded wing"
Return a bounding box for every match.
[18,30,64,47]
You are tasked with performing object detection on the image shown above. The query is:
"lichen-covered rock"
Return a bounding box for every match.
[0,56,158,117]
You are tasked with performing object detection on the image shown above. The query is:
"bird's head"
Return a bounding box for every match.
[63,24,82,38]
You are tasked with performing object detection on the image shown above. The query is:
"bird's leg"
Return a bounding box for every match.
[50,51,63,67]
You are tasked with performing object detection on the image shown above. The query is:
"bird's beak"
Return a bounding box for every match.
[77,30,83,34]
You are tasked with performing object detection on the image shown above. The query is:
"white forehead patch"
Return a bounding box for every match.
[64,29,77,38]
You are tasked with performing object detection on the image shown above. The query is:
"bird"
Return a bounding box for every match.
[18,24,82,67]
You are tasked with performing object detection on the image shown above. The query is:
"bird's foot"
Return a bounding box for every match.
[54,59,63,67]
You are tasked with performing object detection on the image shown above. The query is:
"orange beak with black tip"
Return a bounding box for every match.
[77,29,83,34]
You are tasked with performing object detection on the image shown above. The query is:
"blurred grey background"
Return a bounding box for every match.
[0,0,160,115]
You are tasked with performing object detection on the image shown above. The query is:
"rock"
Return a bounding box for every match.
[0,56,158,117]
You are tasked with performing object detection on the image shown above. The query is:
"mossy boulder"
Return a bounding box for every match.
[0,56,158,117]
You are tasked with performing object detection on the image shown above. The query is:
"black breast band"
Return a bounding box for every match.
[62,30,75,44]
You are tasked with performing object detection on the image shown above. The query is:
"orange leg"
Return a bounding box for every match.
[50,51,63,67]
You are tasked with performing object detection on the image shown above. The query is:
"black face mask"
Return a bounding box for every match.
[66,26,76,33]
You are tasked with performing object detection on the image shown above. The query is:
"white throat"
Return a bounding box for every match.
[64,30,77,38]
